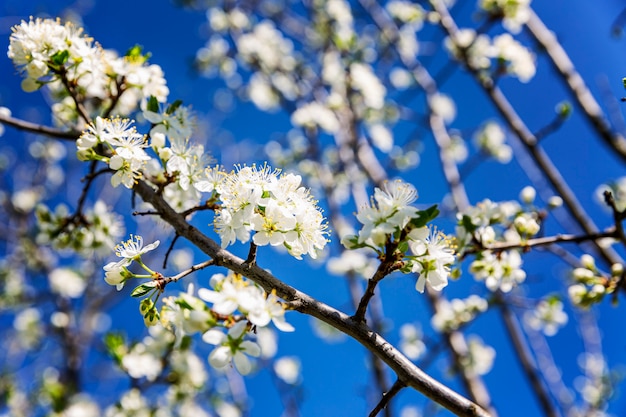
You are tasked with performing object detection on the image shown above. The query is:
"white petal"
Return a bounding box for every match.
[240,340,261,357]
[233,352,252,375]
[202,328,226,345]
[272,316,295,332]
[415,275,426,293]
[228,321,248,339]
[209,346,232,369]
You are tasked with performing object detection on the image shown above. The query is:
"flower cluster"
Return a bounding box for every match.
[398,323,426,361]
[473,121,512,162]
[342,180,455,293]
[157,273,293,375]
[445,29,536,83]
[104,328,209,414]
[479,0,532,33]
[431,295,489,332]
[8,18,168,127]
[212,164,329,259]
[568,254,620,308]
[456,197,542,292]
[8,17,94,92]
[460,336,496,377]
[523,297,568,336]
[78,117,151,188]
[36,200,124,257]
[198,272,294,332]
[103,234,160,291]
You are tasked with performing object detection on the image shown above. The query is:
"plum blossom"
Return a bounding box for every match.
[470,249,526,292]
[203,321,261,375]
[354,180,419,247]
[409,227,456,293]
[214,164,328,259]
[524,298,568,336]
[104,234,160,271]
[199,272,295,332]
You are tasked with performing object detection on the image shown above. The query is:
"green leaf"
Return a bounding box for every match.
[397,240,409,254]
[410,204,440,228]
[50,50,69,66]
[125,44,151,63]
[461,214,476,233]
[146,95,160,113]
[131,281,157,297]
[166,99,183,114]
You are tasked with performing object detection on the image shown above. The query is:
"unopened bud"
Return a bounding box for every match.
[519,186,536,204]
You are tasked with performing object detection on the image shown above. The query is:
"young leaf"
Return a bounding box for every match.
[50,50,69,66]
[146,95,160,113]
[131,281,157,297]
[166,99,183,114]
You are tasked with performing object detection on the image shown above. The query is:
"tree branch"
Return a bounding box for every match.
[133,179,491,417]
[525,9,626,163]
[0,112,80,140]
[499,297,562,417]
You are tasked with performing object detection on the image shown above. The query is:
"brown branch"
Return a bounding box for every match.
[133,179,490,417]
[369,378,406,417]
[0,112,80,140]
[432,1,624,269]
[427,290,498,416]
[499,297,562,417]
[462,229,618,256]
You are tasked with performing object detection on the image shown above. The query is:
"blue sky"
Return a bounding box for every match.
[2,1,626,416]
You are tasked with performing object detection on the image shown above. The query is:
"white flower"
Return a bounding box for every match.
[474,121,512,163]
[524,299,568,336]
[198,279,242,316]
[490,34,536,82]
[399,324,426,360]
[430,93,456,124]
[470,250,526,292]
[350,62,386,110]
[48,268,86,299]
[356,180,419,246]
[274,356,301,384]
[144,103,195,140]
[105,234,160,271]
[479,0,531,34]
[409,227,456,293]
[122,345,163,381]
[215,164,328,259]
[461,336,496,376]
[203,321,261,375]
[291,101,340,133]
[431,295,488,331]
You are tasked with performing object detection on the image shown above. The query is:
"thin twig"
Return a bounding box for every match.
[353,254,402,324]
[156,259,215,290]
[163,234,181,269]
[462,229,618,256]
[368,378,406,417]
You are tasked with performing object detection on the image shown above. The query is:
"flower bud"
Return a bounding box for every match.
[580,254,595,270]
[519,186,536,204]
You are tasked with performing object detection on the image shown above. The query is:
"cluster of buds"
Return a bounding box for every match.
[569,255,621,307]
